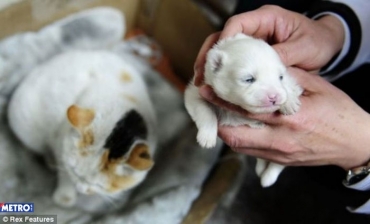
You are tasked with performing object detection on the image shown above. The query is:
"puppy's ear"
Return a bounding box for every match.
[207,49,227,73]
[126,143,154,171]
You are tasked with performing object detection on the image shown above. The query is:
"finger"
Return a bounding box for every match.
[220,5,292,40]
[232,147,330,167]
[286,67,325,93]
[273,39,304,67]
[199,85,284,125]
[218,125,278,149]
[194,32,220,86]
[308,69,320,75]
[231,147,285,164]
[272,34,317,68]
[220,9,271,40]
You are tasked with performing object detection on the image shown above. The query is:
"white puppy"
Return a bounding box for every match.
[184,33,303,187]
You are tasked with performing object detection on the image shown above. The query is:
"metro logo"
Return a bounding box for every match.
[0,203,34,212]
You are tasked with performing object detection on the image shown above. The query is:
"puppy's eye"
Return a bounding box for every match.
[279,75,283,80]
[244,77,255,83]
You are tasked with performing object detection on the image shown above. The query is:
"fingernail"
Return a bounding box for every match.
[194,68,202,86]
[194,71,200,86]
[199,85,215,100]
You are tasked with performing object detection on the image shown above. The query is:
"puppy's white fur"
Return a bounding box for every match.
[184,33,302,187]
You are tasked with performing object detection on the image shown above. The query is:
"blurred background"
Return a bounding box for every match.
[1,0,370,224]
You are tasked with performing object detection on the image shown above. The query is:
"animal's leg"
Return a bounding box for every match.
[280,76,303,115]
[184,84,218,148]
[255,158,267,177]
[260,162,285,187]
[52,159,77,208]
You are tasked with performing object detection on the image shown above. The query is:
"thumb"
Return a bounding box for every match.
[286,67,323,92]
[194,32,220,86]
[273,38,308,68]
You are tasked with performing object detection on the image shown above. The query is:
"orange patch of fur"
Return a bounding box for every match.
[109,175,136,193]
[126,144,154,171]
[123,94,137,103]
[100,151,136,193]
[120,72,132,83]
[67,105,95,128]
[99,144,154,193]
[78,128,94,155]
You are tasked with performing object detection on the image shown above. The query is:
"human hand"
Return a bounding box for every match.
[194,5,345,86]
[199,67,370,171]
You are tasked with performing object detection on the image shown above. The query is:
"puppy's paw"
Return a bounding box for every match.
[197,128,217,148]
[255,159,267,177]
[260,171,279,188]
[260,163,284,187]
[53,186,77,208]
[280,97,301,115]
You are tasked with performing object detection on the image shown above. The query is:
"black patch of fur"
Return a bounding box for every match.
[104,110,147,160]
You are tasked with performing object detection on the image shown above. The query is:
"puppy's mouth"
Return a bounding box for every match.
[248,105,280,113]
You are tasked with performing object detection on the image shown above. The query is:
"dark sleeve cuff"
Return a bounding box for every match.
[305,1,362,78]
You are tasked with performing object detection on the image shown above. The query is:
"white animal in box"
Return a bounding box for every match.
[184,33,303,187]
[7,50,157,209]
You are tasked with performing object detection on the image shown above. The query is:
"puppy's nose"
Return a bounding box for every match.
[268,94,277,104]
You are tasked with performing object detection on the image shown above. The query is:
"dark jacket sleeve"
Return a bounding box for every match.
[306,0,370,215]
[306,0,370,81]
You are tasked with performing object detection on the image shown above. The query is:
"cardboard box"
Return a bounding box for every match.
[0,0,216,82]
